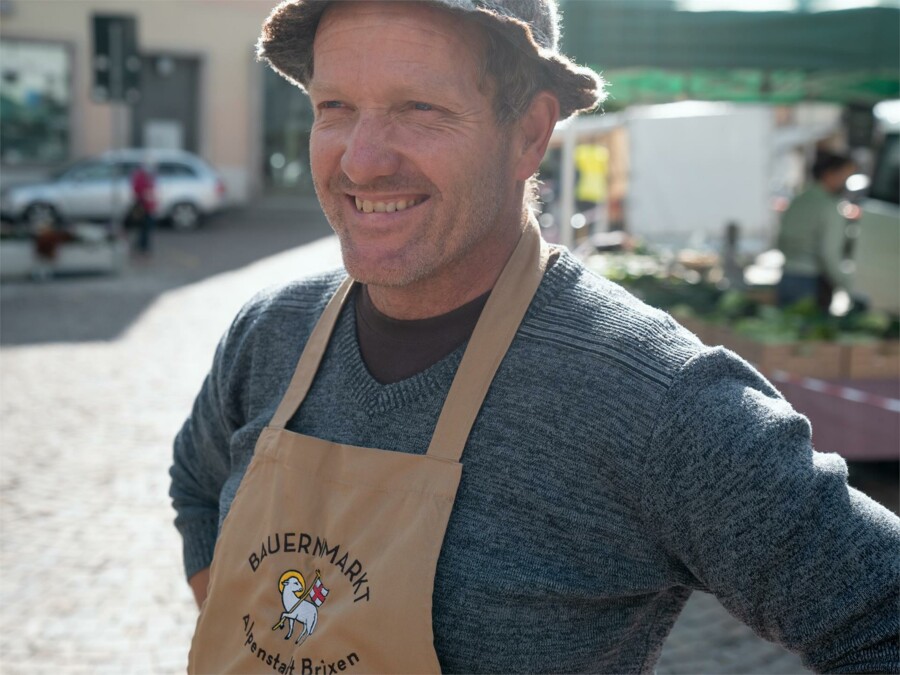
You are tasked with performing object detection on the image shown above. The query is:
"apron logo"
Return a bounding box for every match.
[272,569,330,646]
[239,536,364,671]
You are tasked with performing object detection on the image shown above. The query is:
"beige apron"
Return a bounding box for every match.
[188,223,548,674]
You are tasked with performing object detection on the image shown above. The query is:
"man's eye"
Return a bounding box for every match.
[320,101,344,110]
[412,102,433,112]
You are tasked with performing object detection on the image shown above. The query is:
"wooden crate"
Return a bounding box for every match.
[718,329,844,378]
[672,320,898,381]
[843,342,900,380]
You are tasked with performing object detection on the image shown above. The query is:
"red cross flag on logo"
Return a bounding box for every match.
[307,575,329,607]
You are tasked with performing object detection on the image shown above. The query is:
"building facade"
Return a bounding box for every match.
[0,0,316,202]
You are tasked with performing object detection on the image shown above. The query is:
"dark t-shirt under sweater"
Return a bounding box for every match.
[355,285,489,384]
[355,252,560,384]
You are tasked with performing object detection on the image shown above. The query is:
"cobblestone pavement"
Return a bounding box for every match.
[0,199,892,673]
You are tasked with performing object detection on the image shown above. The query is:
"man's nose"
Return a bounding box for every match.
[340,114,401,186]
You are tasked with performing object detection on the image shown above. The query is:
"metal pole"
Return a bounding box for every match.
[112,104,127,233]
[109,22,124,233]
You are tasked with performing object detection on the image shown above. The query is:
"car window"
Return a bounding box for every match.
[51,160,88,180]
[157,161,198,178]
[62,161,115,182]
[117,161,142,177]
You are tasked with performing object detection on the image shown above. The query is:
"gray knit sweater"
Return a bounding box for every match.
[170,249,899,673]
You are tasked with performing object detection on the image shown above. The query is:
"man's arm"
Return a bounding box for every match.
[819,203,854,291]
[169,335,237,596]
[643,347,899,672]
[189,567,210,608]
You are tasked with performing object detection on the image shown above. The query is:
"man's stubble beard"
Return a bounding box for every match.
[325,198,443,289]
[313,150,515,290]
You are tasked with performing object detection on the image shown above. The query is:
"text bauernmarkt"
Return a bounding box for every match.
[249,532,371,603]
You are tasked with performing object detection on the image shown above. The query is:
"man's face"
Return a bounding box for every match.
[822,163,855,195]
[307,1,523,291]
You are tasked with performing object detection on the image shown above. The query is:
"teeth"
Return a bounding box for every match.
[353,197,420,213]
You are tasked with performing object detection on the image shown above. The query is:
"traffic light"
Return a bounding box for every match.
[92,15,141,104]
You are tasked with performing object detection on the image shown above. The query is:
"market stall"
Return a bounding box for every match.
[541,1,900,460]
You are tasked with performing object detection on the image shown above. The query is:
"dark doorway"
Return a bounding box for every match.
[130,54,199,152]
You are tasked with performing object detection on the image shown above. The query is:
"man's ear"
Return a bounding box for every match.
[513,91,560,181]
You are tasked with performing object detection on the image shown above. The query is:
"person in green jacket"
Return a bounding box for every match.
[776,151,856,310]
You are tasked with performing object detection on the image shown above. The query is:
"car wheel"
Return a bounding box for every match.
[23,202,58,228]
[169,202,201,230]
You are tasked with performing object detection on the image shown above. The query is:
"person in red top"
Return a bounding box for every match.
[130,159,157,256]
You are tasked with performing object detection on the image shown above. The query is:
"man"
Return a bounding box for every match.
[171,1,899,672]
[776,151,856,310]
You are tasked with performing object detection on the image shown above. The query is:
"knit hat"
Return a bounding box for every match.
[257,0,605,120]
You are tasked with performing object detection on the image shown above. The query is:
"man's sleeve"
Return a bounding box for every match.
[642,347,899,673]
[169,334,237,582]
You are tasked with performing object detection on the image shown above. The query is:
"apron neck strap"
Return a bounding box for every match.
[269,276,355,430]
[269,221,549,458]
[426,222,547,462]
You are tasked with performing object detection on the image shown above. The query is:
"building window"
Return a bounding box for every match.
[0,40,70,165]
[262,65,315,194]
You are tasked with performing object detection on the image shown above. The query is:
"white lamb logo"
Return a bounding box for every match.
[272,570,329,647]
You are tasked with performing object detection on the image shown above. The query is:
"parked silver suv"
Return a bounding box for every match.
[1,149,226,230]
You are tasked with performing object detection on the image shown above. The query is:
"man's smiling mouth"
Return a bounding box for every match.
[352,196,426,213]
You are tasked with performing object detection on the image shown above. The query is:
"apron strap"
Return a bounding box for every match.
[426,223,548,462]
[269,276,355,430]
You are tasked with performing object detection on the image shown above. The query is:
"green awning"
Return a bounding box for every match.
[559,4,900,107]
[597,68,899,107]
